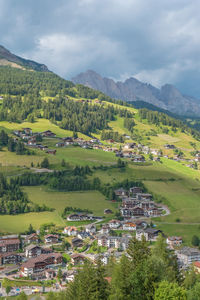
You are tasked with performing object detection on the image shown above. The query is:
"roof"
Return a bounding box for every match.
[179,247,200,256]
[124,222,136,227]
[109,219,121,223]
[168,236,182,241]
[26,244,41,251]
[0,252,20,258]
[72,237,83,243]
[44,234,58,239]
[0,238,20,246]
[65,226,77,231]
[86,224,96,229]
[104,277,112,283]
[71,254,85,259]
[25,233,38,240]
[115,188,126,192]
[21,253,62,269]
[145,228,162,234]
[194,261,200,268]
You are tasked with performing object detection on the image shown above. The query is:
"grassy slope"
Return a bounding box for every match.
[0,119,89,139]
[0,99,200,243]
[0,188,117,233]
[25,186,117,216]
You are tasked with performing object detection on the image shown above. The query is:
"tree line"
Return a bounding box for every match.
[139,108,200,140]
[12,165,141,203]
[0,173,52,215]
[0,130,29,155]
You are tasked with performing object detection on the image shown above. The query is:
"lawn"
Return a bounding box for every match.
[145,179,200,223]
[24,187,117,216]
[0,146,117,169]
[55,147,117,166]
[0,188,117,233]
[0,211,63,234]
[92,162,181,184]
[161,157,200,180]
[0,118,89,139]
[0,148,47,167]
[156,223,200,246]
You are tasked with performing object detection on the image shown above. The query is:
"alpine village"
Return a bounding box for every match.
[1,45,200,300]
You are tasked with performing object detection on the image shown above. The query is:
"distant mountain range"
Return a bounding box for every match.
[0,45,49,72]
[72,70,200,117]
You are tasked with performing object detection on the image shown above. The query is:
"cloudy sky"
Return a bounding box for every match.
[1,0,200,97]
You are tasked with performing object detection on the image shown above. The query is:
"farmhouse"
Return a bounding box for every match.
[123,143,136,150]
[94,252,110,265]
[122,222,136,231]
[166,236,182,249]
[132,155,145,162]
[63,226,78,236]
[62,137,74,145]
[42,130,56,137]
[71,254,86,265]
[100,225,110,234]
[108,220,121,229]
[71,238,83,248]
[86,224,96,234]
[44,234,59,244]
[104,209,113,214]
[77,231,91,240]
[136,193,152,201]
[67,213,95,221]
[194,261,200,273]
[122,151,133,158]
[56,142,65,147]
[136,228,163,242]
[46,149,56,155]
[129,186,143,195]
[25,233,39,244]
[164,144,175,149]
[114,188,127,197]
[25,245,42,258]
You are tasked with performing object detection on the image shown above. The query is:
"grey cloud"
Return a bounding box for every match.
[0,0,200,97]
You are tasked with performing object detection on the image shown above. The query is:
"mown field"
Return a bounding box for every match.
[24,186,117,216]
[0,189,117,233]
[0,146,117,169]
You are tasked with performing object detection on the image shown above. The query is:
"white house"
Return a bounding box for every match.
[63,226,77,236]
[108,220,121,229]
[166,236,182,249]
[86,224,96,234]
[122,222,136,231]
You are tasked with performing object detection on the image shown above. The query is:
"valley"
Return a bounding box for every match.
[0,92,200,245]
[0,62,200,298]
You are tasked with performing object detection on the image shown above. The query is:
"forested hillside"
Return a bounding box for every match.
[1,65,200,246]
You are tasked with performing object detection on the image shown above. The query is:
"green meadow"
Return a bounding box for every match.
[0,100,200,244]
[0,188,117,233]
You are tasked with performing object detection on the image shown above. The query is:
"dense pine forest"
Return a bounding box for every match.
[0,66,199,140]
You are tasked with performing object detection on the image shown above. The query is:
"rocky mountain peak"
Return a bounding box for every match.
[72,70,200,117]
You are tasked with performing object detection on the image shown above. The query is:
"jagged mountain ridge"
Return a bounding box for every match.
[0,45,49,72]
[72,70,200,117]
